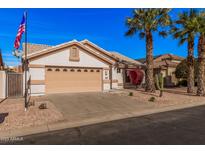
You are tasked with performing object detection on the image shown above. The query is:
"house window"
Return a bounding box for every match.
[69,47,80,61]
[70,69,75,72]
[117,68,121,73]
[90,69,94,72]
[55,68,60,72]
[77,69,81,72]
[47,68,52,71]
[84,69,88,72]
[96,70,100,72]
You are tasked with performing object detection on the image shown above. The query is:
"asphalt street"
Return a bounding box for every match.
[6,105,205,145]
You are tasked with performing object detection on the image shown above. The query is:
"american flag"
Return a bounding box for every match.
[14,12,26,49]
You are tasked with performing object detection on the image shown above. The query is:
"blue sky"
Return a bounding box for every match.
[0,8,203,66]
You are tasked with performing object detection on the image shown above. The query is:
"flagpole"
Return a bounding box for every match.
[24,11,28,111]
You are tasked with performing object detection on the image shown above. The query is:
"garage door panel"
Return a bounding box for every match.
[45,68,102,93]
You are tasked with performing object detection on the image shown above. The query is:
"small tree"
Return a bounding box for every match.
[175,59,198,80]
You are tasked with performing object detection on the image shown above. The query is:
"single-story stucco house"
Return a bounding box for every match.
[23,39,144,96]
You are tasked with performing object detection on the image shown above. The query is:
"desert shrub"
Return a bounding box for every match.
[148,97,156,102]
[128,92,133,96]
[39,103,47,109]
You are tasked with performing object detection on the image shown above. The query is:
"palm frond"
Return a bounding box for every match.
[125,27,136,36]
[178,37,188,46]
[139,32,145,39]
[159,31,168,38]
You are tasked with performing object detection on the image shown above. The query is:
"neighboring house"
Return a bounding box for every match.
[0,50,4,70]
[23,39,144,96]
[137,54,184,86]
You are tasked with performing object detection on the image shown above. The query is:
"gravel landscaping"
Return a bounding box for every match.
[0,98,64,132]
[111,87,205,107]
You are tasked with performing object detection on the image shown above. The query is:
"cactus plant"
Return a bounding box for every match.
[155,73,164,97]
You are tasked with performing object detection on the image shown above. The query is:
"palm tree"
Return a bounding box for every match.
[170,9,198,94]
[196,11,205,96]
[125,9,172,92]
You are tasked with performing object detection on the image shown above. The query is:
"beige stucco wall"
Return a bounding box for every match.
[163,67,179,86]
[30,85,45,96]
[112,68,123,83]
[112,68,123,89]
[167,67,176,76]
[28,68,45,95]
[168,67,178,85]
[30,46,109,68]
[103,69,110,80]
[29,68,45,80]
[161,70,167,78]
[0,71,6,99]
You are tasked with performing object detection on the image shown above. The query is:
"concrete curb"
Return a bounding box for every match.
[1,101,205,138]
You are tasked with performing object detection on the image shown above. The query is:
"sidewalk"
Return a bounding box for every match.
[1,100,205,138]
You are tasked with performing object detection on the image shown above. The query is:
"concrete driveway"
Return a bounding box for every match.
[43,92,155,122]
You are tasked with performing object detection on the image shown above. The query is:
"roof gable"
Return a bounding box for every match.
[81,40,142,66]
[26,40,113,65]
[81,39,117,61]
[110,51,142,65]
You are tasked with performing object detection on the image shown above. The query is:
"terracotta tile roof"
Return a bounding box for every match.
[23,43,52,55]
[110,51,142,65]
[154,54,184,62]
[153,60,179,68]
[136,53,184,64]
[137,55,161,63]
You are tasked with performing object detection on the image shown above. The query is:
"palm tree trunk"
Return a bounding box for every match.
[187,36,195,93]
[197,34,205,96]
[145,30,155,92]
